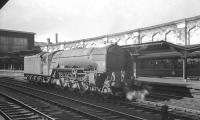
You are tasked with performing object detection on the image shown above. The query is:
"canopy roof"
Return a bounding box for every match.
[0,50,41,62]
[122,41,200,59]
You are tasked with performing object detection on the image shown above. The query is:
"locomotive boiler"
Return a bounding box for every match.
[24,44,133,96]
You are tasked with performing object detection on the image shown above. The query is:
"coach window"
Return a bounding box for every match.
[187,58,200,76]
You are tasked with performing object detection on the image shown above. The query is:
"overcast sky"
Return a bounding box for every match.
[1,0,200,43]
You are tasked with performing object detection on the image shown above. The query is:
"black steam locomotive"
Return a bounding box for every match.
[24,44,133,96]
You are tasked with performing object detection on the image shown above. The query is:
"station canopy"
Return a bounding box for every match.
[122,41,200,59]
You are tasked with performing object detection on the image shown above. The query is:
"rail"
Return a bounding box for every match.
[0,92,55,120]
[0,79,148,120]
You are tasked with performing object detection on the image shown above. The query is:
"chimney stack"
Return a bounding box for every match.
[47,38,50,44]
[55,33,58,44]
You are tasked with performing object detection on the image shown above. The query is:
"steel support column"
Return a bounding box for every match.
[182,55,187,82]
[133,62,137,78]
[184,20,188,45]
[133,58,137,78]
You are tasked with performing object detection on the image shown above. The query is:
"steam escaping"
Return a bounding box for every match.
[126,89,149,101]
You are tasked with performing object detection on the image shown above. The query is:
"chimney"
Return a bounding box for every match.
[55,33,58,44]
[47,38,50,44]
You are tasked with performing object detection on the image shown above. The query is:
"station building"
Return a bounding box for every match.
[0,29,41,70]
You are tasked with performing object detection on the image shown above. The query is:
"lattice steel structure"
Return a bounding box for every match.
[40,15,200,52]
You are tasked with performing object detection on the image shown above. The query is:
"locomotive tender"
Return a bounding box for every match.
[24,44,133,95]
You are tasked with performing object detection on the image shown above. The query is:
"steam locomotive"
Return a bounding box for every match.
[24,44,133,96]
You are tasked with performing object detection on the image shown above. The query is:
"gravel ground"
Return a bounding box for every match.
[160,97,200,111]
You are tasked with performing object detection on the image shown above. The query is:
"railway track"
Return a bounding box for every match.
[1,77,200,120]
[0,77,152,120]
[0,92,54,120]
[0,86,95,120]
[149,85,192,98]
[147,92,183,101]
[117,99,200,120]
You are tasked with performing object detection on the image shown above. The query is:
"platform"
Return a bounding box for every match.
[135,77,200,89]
[0,70,24,82]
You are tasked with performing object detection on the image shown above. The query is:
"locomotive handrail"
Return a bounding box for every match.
[53,68,85,70]
[24,73,50,77]
[77,73,87,75]
[83,70,97,73]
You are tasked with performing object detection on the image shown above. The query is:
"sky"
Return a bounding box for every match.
[1,0,200,43]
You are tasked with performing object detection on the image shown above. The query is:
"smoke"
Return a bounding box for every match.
[126,89,149,101]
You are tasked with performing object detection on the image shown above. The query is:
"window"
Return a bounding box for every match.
[0,36,28,52]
